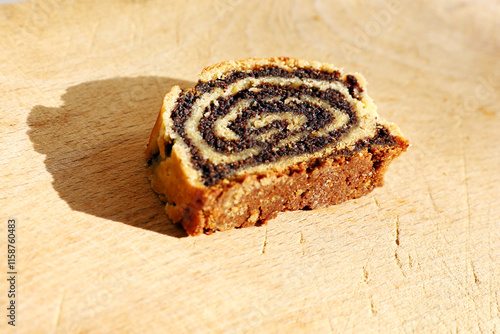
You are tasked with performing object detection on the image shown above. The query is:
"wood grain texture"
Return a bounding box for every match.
[1,0,499,332]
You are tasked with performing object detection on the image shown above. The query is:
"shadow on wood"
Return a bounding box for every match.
[28,76,195,238]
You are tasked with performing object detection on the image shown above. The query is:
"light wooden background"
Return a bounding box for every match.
[1,0,499,332]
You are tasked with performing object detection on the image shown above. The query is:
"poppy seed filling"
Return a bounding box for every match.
[145,58,409,235]
[167,66,375,186]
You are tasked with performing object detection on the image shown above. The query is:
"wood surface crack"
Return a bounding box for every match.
[470,261,480,285]
[261,226,268,254]
[299,231,305,255]
[372,196,381,209]
[362,266,369,283]
[393,216,406,276]
[408,254,414,268]
[369,295,377,315]
[395,216,400,246]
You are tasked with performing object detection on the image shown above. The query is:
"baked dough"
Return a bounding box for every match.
[146,57,409,235]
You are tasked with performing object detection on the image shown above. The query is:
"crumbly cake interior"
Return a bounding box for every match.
[146,57,409,235]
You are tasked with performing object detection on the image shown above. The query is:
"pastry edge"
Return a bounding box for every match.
[147,137,408,236]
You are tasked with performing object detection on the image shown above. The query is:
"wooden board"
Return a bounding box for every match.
[1,0,499,332]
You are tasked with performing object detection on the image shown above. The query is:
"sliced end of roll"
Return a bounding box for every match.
[146,57,409,235]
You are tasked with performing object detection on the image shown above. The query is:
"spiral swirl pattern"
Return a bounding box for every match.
[170,67,376,186]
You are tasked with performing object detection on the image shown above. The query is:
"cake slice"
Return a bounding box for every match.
[146,57,409,236]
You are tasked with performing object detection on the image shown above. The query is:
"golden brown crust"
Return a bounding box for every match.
[198,57,342,82]
[146,85,183,161]
[145,107,162,160]
[148,141,408,236]
[145,57,409,235]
